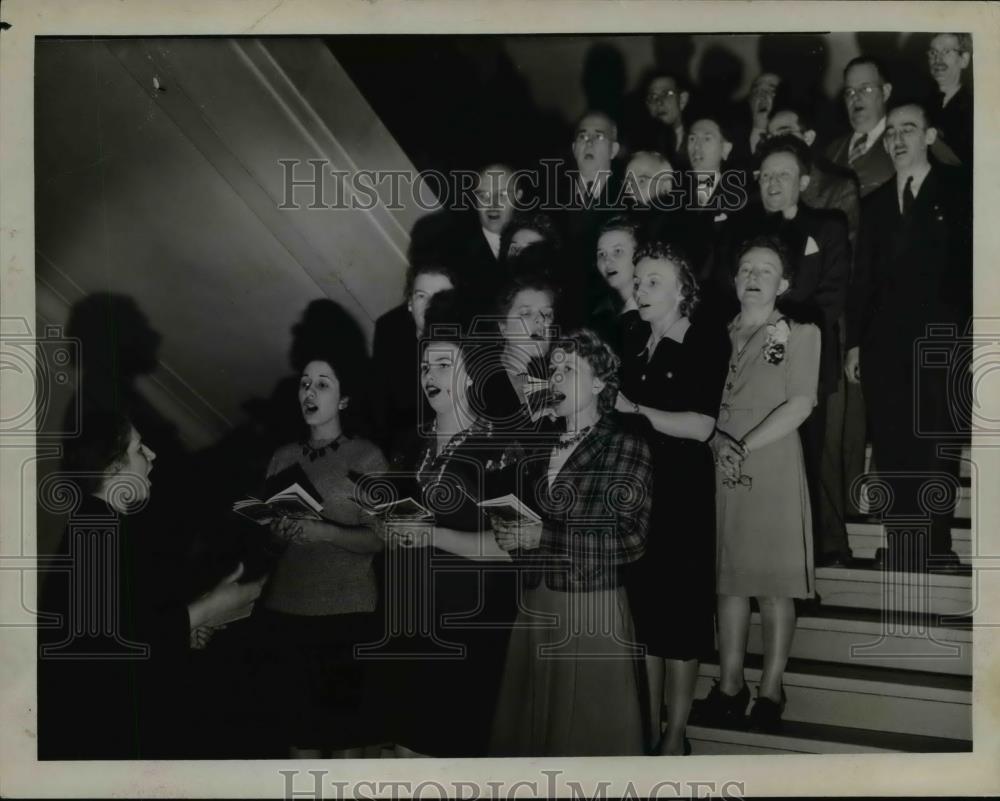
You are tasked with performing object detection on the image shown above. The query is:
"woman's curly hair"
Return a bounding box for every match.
[632,240,701,318]
[549,328,621,415]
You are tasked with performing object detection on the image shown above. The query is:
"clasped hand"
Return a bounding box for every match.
[712,430,749,483]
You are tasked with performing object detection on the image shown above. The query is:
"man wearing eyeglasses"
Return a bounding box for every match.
[846,99,971,573]
[639,71,691,169]
[731,72,782,169]
[927,33,973,166]
[825,56,896,198]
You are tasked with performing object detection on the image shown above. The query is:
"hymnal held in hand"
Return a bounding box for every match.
[352,495,433,521]
[232,483,323,525]
[479,494,542,525]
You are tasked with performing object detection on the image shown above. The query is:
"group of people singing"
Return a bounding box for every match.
[38,38,972,760]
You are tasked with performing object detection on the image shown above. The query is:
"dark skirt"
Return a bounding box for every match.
[253,607,381,749]
[625,440,717,661]
[367,547,518,756]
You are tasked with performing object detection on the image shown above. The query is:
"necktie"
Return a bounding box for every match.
[902,175,915,215]
[697,174,715,206]
[848,134,867,164]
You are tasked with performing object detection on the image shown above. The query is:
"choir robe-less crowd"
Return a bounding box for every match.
[37,40,973,760]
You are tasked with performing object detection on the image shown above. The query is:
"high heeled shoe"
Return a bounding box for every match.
[747,688,787,733]
[691,681,750,728]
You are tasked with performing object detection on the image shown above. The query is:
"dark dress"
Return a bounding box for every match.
[37,495,193,759]
[370,421,522,757]
[620,318,730,660]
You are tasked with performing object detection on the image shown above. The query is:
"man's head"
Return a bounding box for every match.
[883,99,937,174]
[757,135,811,214]
[749,72,782,129]
[687,116,733,173]
[572,111,620,181]
[624,150,674,206]
[928,33,972,91]
[767,97,818,148]
[842,56,892,135]
[474,163,521,234]
[643,72,690,129]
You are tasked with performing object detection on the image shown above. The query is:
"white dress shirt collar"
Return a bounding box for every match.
[851,115,887,154]
[482,227,502,260]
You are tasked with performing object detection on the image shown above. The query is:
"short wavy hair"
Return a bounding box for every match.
[757,133,813,177]
[62,410,134,496]
[500,212,562,262]
[403,262,459,302]
[632,240,701,318]
[597,214,642,244]
[550,328,621,415]
[735,233,794,281]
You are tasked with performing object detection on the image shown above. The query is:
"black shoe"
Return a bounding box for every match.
[683,736,692,756]
[692,681,749,728]
[747,689,787,734]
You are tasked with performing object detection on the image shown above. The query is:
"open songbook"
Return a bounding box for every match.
[478,494,543,525]
[351,495,433,520]
[232,462,324,524]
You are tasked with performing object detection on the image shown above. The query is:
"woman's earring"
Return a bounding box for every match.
[339,397,350,410]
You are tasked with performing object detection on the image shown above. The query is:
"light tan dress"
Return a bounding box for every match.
[716,311,820,598]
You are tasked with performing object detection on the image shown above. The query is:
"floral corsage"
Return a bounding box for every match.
[762,317,791,365]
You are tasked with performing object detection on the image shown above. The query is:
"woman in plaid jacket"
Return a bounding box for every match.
[489,328,654,756]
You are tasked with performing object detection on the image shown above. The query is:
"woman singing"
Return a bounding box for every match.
[617,241,730,755]
[694,234,820,732]
[491,329,653,756]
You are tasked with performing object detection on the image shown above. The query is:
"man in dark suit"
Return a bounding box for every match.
[846,99,971,572]
[730,72,781,170]
[437,162,523,314]
[548,110,626,326]
[718,135,852,565]
[927,33,973,166]
[767,97,866,562]
[825,56,896,199]
[634,70,691,169]
[767,95,861,247]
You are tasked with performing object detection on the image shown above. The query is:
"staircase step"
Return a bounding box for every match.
[856,485,971,517]
[746,610,972,676]
[864,444,971,478]
[815,563,973,616]
[847,520,972,563]
[695,660,970,741]
[688,720,971,755]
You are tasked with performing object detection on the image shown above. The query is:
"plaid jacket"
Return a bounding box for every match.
[517,413,653,593]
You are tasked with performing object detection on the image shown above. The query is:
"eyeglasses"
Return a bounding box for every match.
[575,131,609,145]
[927,47,962,60]
[722,474,752,489]
[843,84,881,101]
[646,90,678,104]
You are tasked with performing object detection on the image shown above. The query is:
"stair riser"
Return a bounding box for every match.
[848,527,972,563]
[864,448,971,479]
[688,738,891,755]
[857,495,971,518]
[694,675,970,740]
[746,622,971,676]
[815,576,973,616]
